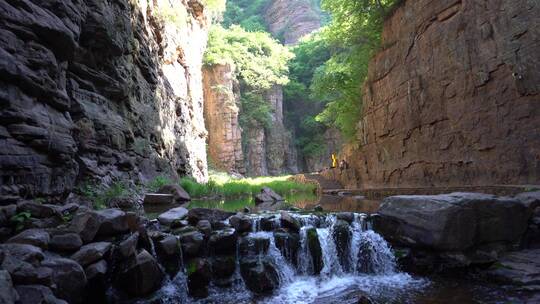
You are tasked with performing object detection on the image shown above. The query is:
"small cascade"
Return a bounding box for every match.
[316,227,343,277]
[357,230,397,274]
[297,226,314,275]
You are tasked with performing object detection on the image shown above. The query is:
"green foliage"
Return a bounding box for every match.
[239,92,272,129]
[203,0,227,17]
[145,176,173,192]
[10,212,31,232]
[222,0,270,31]
[204,25,292,90]
[155,4,188,27]
[180,172,316,199]
[77,181,131,210]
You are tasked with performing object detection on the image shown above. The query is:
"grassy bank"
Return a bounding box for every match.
[180,171,317,199]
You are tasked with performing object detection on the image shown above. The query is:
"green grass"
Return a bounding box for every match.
[77,180,133,210]
[180,171,316,199]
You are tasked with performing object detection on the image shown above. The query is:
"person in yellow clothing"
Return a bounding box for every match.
[331,153,337,168]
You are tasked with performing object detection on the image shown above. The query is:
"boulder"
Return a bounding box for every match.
[15,285,66,304]
[117,232,139,258]
[157,207,188,226]
[274,231,300,266]
[373,193,532,251]
[85,260,108,281]
[85,260,108,303]
[17,201,59,218]
[332,220,352,271]
[229,214,253,233]
[178,230,205,257]
[0,270,18,304]
[95,209,129,236]
[115,250,164,297]
[143,194,175,205]
[211,255,236,279]
[260,216,279,231]
[1,254,52,286]
[208,228,237,255]
[306,228,323,275]
[71,242,111,267]
[186,258,211,298]
[0,205,17,227]
[0,244,44,266]
[239,235,270,257]
[515,191,540,210]
[7,229,50,249]
[280,211,301,232]
[486,249,540,286]
[196,220,213,236]
[69,210,102,243]
[158,184,191,202]
[336,212,354,223]
[254,187,284,204]
[154,234,182,276]
[188,208,235,225]
[41,258,87,304]
[239,257,279,294]
[49,233,83,252]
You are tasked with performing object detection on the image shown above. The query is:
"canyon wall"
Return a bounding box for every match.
[344,0,540,189]
[0,0,210,201]
[264,0,322,45]
[203,63,245,174]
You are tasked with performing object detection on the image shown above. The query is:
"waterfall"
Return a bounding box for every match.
[297,226,314,275]
[357,230,397,274]
[316,227,343,277]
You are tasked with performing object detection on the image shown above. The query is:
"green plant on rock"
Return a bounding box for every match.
[146,176,173,192]
[10,212,31,232]
[77,181,132,210]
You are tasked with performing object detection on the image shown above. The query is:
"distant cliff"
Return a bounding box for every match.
[0,0,211,201]
[343,0,540,188]
[264,0,322,45]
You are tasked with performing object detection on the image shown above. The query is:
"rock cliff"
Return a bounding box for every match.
[203,64,245,174]
[344,0,540,188]
[0,0,210,201]
[264,0,322,45]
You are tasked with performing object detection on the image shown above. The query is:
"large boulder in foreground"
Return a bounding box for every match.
[114,250,164,297]
[373,192,531,251]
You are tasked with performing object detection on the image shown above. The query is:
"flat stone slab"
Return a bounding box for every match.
[158,207,189,226]
[487,249,540,287]
[144,193,175,205]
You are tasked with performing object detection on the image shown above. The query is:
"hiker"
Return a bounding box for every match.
[339,159,349,174]
[331,154,337,168]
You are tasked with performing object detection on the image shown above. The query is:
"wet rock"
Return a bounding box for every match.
[95,209,128,236]
[49,233,83,252]
[211,255,236,279]
[15,285,66,304]
[143,194,175,205]
[41,258,87,304]
[0,270,18,304]
[254,187,284,203]
[7,229,50,249]
[197,220,213,236]
[118,232,139,258]
[240,257,279,294]
[274,231,300,266]
[178,230,205,257]
[85,260,108,303]
[260,216,279,231]
[85,260,107,281]
[170,219,189,229]
[280,211,301,232]
[71,242,111,267]
[157,207,188,226]
[239,235,270,257]
[332,219,352,271]
[336,212,354,223]
[17,201,59,218]
[154,234,182,276]
[188,208,235,225]
[68,210,102,243]
[0,205,17,227]
[515,191,540,211]
[229,214,253,233]
[211,221,231,230]
[209,228,237,255]
[486,249,540,286]
[374,193,531,251]
[158,184,191,202]
[187,258,211,298]
[306,228,323,275]
[115,250,164,297]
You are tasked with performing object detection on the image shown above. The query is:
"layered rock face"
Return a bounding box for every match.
[346,0,540,189]
[264,0,322,45]
[203,64,245,174]
[0,0,210,200]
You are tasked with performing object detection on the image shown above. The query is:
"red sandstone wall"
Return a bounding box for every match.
[347,0,540,189]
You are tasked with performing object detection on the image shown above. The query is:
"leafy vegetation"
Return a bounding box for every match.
[77,181,132,210]
[222,0,270,32]
[180,171,316,199]
[10,212,31,232]
[204,25,293,129]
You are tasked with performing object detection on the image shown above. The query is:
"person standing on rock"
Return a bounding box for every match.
[331,154,337,168]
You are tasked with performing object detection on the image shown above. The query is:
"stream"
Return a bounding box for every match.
[140,194,525,304]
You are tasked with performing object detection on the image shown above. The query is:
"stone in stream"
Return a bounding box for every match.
[211,255,236,280]
[254,187,284,203]
[274,231,300,266]
[0,270,18,304]
[486,249,540,287]
[117,232,139,259]
[515,191,540,210]
[41,258,87,304]
[336,212,354,223]
[306,227,323,275]
[153,234,182,276]
[196,220,213,236]
[7,229,50,249]
[157,207,188,226]
[143,193,175,205]
[240,257,280,294]
[158,184,191,202]
[188,208,235,225]
[114,250,164,297]
[208,228,237,255]
[94,209,129,236]
[239,235,270,257]
[187,258,212,298]
[177,230,205,258]
[280,211,301,232]
[85,260,108,303]
[374,193,531,251]
[332,219,352,271]
[229,213,253,233]
[69,210,102,243]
